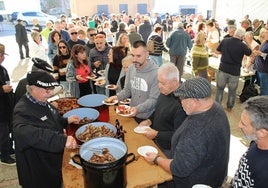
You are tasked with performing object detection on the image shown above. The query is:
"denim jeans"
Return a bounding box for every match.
[258,72,268,95]
[149,55,163,67]
[215,70,239,108]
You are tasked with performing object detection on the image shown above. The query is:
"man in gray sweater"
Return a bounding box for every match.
[108,40,160,123]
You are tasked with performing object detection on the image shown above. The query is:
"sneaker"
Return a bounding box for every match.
[0,157,16,166]
[9,148,15,155]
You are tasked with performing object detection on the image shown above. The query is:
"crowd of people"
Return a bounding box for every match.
[0,10,268,188]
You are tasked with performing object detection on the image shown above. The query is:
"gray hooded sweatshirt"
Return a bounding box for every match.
[117,60,160,119]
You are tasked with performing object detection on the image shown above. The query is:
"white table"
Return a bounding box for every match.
[209,57,255,81]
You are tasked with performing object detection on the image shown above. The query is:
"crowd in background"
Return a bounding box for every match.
[13,11,268,107]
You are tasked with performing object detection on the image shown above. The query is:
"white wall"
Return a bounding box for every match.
[214,0,268,27]
[153,0,214,16]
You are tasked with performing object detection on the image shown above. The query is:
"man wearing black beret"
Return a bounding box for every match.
[13,71,80,188]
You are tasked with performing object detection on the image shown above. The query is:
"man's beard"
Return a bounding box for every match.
[133,61,143,68]
[244,133,258,141]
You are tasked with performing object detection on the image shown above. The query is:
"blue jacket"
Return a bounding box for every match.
[254,40,268,73]
[166,28,192,56]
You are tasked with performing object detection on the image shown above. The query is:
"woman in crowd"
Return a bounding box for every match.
[197,22,206,33]
[48,30,62,63]
[105,46,127,96]
[97,24,104,34]
[53,40,71,91]
[206,21,220,53]
[242,31,260,90]
[29,31,48,62]
[148,24,168,67]
[253,29,268,95]
[185,23,195,40]
[191,31,209,79]
[77,29,88,43]
[115,22,128,44]
[161,14,173,41]
[116,33,131,54]
[103,21,114,46]
[66,44,92,97]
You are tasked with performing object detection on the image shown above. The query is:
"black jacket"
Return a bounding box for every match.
[15,23,29,44]
[0,65,13,122]
[13,95,68,188]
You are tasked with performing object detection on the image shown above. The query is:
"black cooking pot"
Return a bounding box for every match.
[72,137,135,188]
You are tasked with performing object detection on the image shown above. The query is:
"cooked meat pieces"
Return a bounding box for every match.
[89,148,116,164]
[77,124,116,142]
[79,117,94,124]
[53,98,79,115]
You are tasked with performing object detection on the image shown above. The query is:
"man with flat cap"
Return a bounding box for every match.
[144,77,230,188]
[13,71,80,188]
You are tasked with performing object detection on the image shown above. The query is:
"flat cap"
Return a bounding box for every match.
[174,77,211,99]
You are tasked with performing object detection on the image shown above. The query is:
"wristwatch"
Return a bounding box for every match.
[153,155,160,165]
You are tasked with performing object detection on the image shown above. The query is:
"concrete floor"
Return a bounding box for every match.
[0,22,249,187]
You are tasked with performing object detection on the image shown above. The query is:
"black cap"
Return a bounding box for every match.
[32,58,54,73]
[27,71,59,89]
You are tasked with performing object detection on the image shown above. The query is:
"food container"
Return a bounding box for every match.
[72,137,135,188]
[63,108,99,139]
[51,97,79,115]
[75,122,117,142]
[78,94,110,122]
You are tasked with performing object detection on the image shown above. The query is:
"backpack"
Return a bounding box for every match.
[239,84,259,103]
[147,35,157,53]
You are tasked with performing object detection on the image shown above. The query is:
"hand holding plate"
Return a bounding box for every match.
[130,107,137,116]
[144,152,158,164]
[143,127,158,139]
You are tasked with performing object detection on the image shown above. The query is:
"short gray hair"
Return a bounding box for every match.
[228,25,237,31]
[31,31,40,40]
[234,27,246,39]
[177,22,184,29]
[243,96,268,131]
[128,24,136,31]
[158,62,180,81]
[245,31,254,38]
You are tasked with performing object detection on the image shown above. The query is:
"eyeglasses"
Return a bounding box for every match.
[90,33,97,37]
[59,46,66,49]
[71,32,78,35]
